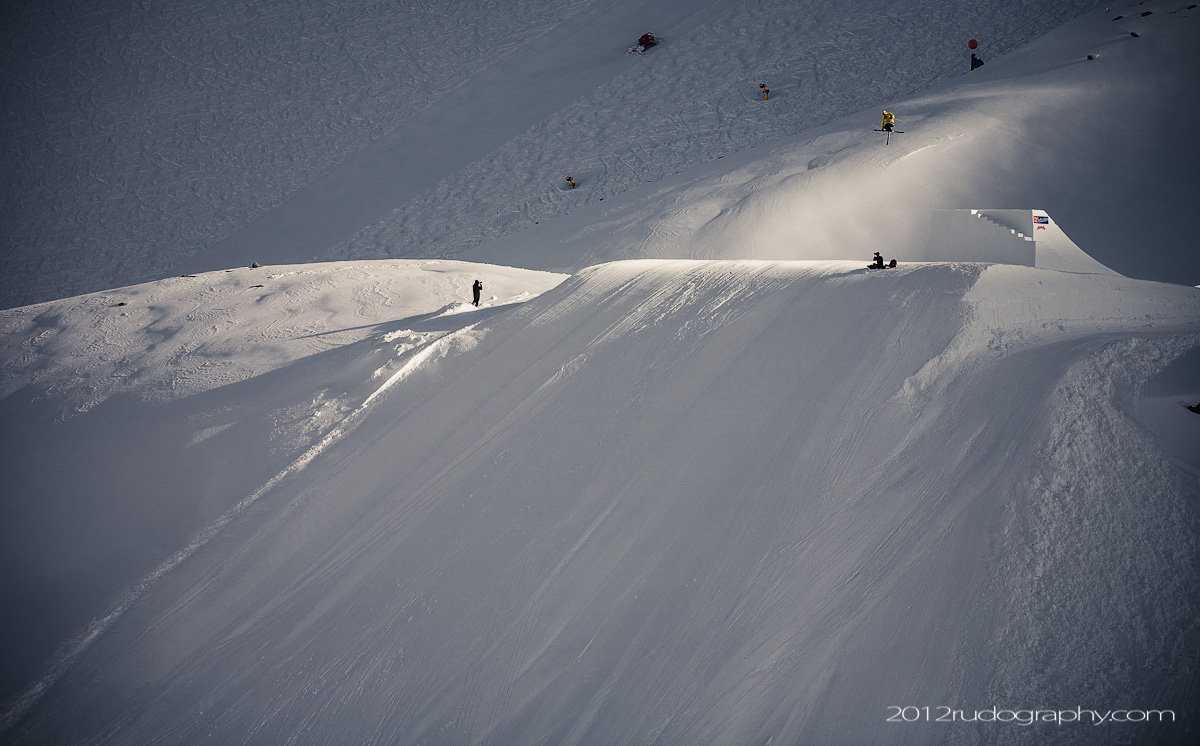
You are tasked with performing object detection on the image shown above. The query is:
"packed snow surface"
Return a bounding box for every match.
[1,0,1199,744]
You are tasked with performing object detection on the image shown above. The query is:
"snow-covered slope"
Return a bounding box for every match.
[0,261,567,718]
[2,0,1200,743]
[7,0,1198,310]
[0,260,566,418]
[459,1,1200,285]
[3,259,1199,744]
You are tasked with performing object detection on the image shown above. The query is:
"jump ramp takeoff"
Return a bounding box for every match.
[924,209,1117,275]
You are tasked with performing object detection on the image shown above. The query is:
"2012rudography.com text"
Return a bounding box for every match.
[886,706,1176,726]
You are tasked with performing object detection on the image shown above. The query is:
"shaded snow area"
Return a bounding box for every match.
[7,0,1199,310]
[2,260,1198,745]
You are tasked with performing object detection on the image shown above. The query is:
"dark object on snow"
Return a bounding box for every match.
[251,262,261,268]
[1141,11,1154,17]
[1187,402,1200,415]
[565,175,576,189]
[970,53,985,70]
[888,259,898,268]
[1112,15,1124,20]
[1087,54,1095,60]
[759,83,770,100]
[868,252,885,269]
[626,33,661,55]
[472,279,483,307]
[1130,31,1140,37]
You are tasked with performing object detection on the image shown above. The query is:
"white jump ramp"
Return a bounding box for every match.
[923,209,1117,275]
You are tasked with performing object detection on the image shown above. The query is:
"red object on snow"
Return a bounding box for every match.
[968,39,979,49]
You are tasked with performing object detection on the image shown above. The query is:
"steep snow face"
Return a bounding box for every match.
[7,261,1197,745]
[0,260,566,710]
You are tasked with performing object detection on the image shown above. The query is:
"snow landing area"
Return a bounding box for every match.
[1,259,1197,745]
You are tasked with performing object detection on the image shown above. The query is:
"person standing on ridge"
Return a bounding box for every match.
[472,279,483,307]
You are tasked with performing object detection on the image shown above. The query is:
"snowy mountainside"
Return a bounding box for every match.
[3,260,1199,744]
[0,260,565,418]
[1,0,1199,741]
[0,260,566,714]
[0,0,595,308]
[2,0,1111,309]
[461,0,1200,285]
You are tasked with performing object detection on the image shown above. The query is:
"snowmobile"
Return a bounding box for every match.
[626,32,660,55]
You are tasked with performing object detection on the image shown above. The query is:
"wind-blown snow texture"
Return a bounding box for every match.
[1,0,1200,744]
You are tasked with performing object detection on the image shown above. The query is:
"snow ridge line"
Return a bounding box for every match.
[0,324,479,735]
